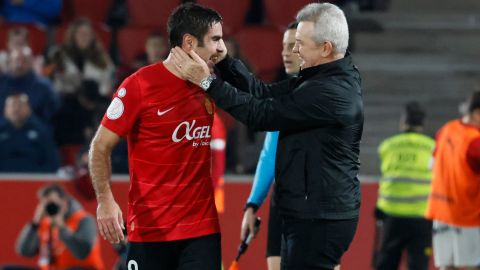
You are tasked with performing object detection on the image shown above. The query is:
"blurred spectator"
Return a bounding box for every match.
[0,0,62,26]
[53,79,107,148]
[48,18,114,97]
[62,80,126,174]
[0,27,44,74]
[374,102,434,270]
[144,32,168,65]
[15,183,104,270]
[117,32,168,85]
[224,36,252,71]
[0,45,59,123]
[0,93,59,172]
[106,0,128,30]
[130,32,168,70]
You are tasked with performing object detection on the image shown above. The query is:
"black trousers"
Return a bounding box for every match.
[126,233,221,270]
[374,214,432,270]
[280,217,358,270]
[267,195,282,257]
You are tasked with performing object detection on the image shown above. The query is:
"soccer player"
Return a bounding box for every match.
[88,3,226,269]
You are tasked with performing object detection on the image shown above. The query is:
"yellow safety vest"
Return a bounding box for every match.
[377,132,435,217]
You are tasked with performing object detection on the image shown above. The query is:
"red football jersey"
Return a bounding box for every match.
[101,63,219,242]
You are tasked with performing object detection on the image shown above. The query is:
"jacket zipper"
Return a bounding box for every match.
[304,153,308,200]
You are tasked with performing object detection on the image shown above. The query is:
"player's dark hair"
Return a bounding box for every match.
[167,3,222,48]
[467,91,480,113]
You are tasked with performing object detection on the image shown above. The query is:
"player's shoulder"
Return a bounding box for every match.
[119,63,164,90]
[133,62,166,79]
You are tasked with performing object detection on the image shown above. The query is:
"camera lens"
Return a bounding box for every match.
[45,202,60,216]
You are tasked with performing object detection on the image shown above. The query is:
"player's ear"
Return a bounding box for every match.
[181,34,197,52]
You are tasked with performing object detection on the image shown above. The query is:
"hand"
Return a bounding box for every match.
[240,207,257,242]
[51,212,65,227]
[50,201,68,227]
[171,47,210,86]
[33,201,46,224]
[96,197,125,244]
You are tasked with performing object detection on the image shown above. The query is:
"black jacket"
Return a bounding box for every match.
[209,53,364,219]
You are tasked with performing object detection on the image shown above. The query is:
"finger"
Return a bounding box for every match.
[171,52,186,71]
[170,51,182,66]
[240,224,248,241]
[187,49,205,63]
[207,60,215,72]
[104,219,119,243]
[114,213,125,241]
[100,219,114,242]
[249,221,255,239]
[173,47,190,62]
[109,218,122,243]
[97,220,107,241]
[118,211,125,230]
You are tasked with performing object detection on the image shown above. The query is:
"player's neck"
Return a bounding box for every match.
[163,55,186,81]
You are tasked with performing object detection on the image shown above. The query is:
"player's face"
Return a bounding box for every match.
[293,22,327,70]
[195,22,225,64]
[282,29,301,75]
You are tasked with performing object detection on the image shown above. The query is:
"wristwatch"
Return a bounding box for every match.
[199,74,216,91]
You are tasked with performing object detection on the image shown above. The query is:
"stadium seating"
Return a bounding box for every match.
[71,0,112,23]
[117,26,157,66]
[127,0,181,31]
[264,0,314,27]
[196,0,250,34]
[234,26,283,82]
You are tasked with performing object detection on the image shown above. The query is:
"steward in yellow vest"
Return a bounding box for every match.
[374,102,434,270]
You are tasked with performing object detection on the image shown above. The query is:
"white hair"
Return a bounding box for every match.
[296,3,349,54]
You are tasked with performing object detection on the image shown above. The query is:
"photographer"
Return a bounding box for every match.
[16,184,104,270]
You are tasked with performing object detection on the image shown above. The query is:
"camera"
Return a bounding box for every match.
[45,202,60,216]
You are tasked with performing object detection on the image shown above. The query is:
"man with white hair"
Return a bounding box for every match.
[172,2,363,269]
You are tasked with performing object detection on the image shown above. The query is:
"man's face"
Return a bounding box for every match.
[146,36,167,64]
[194,22,225,64]
[9,47,33,76]
[8,34,28,51]
[293,22,325,70]
[282,29,301,75]
[4,95,31,127]
[41,192,68,217]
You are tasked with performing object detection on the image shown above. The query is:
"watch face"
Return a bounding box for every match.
[200,77,212,90]
[201,78,211,90]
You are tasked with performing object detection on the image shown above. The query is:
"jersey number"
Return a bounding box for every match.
[128,260,138,270]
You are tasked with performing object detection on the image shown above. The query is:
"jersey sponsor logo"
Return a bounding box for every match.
[172,120,211,144]
[157,107,174,116]
[106,97,124,120]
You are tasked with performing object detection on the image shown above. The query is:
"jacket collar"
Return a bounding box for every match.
[298,52,354,80]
